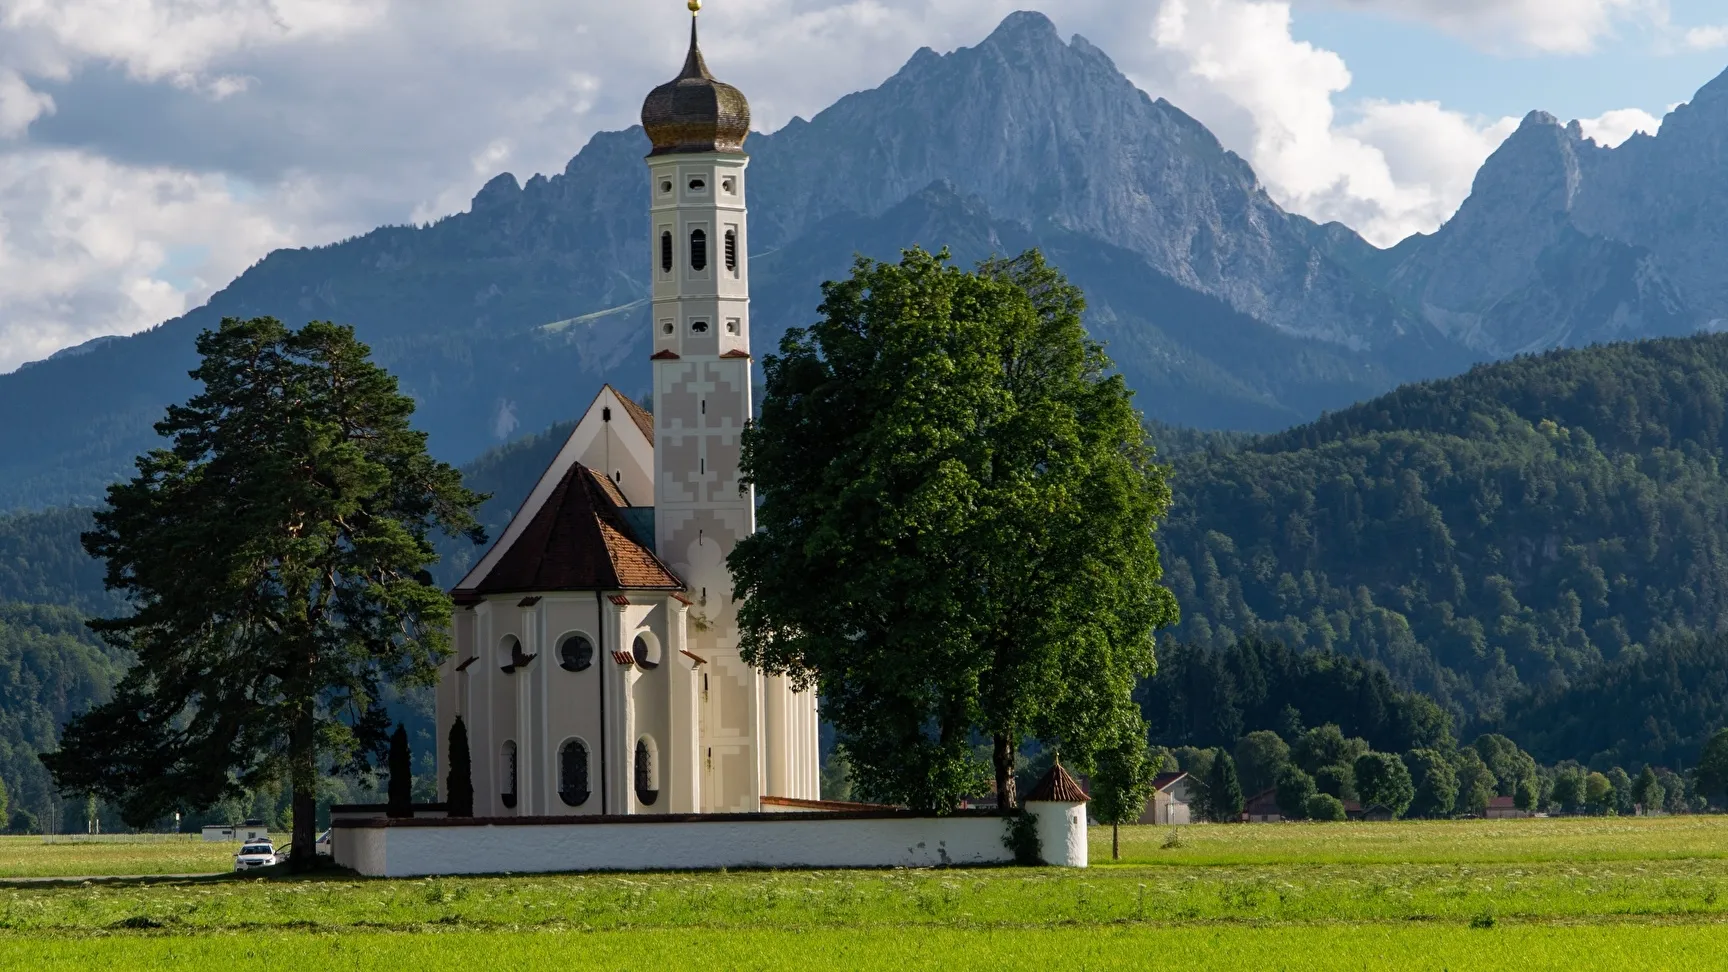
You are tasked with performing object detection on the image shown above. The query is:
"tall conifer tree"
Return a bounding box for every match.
[43,317,484,867]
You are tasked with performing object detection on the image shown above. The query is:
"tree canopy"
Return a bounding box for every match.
[42,318,483,862]
[731,248,1177,811]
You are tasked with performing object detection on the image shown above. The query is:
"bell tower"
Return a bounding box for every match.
[642,1,816,811]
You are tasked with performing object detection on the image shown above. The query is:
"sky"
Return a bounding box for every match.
[0,0,1724,373]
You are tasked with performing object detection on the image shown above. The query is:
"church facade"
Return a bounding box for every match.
[434,11,821,817]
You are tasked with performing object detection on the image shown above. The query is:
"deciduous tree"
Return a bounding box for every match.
[42,318,484,867]
[1405,748,1458,819]
[1234,730,1291,798]
[1091,737,1159,860]
[1354,752,1415,818]
[1274,765,1316,820]
[1305,793,1346,821]
[1632,765,1664,815]
[1696,728,1728,809]
[731,249,1177,811]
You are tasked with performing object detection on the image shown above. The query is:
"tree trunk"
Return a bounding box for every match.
[289,703,318,870]
[994,734,1017,813]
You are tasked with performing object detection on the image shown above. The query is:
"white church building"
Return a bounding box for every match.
[330,4,1089,878]
[433,7,821,818]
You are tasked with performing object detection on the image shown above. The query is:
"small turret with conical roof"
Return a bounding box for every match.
[641,2,751,157]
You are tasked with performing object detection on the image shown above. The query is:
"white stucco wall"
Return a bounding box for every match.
[334,807,1086,878]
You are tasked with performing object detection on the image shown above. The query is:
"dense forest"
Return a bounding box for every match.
[0,603,128,831]
[11,335,1728,824]
[1161,334,1728,744]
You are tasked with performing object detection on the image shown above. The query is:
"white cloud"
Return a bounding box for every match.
[0,0,1674,367]
[1309,0,1660,54]
[1127,0,1519,244]
[1685,24,1728,49]
[0,68,52,137]
[0,147,330,371]
[1576,107,1661,145]
[1,0,387,85]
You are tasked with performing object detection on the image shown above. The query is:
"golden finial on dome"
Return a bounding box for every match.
[688,0,701,12]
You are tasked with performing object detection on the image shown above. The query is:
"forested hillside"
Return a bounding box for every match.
[1161,334,1728,748]
[19,333,1728,796]
[0,604,128,832]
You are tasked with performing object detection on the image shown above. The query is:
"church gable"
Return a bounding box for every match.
[453,385,660,595]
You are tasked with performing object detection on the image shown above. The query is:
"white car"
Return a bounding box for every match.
[315,830,332,857]
[233,842,278,871]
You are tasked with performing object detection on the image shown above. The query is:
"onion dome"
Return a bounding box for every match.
[642,15,750,157]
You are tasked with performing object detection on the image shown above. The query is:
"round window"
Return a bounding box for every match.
[559,634,594,672]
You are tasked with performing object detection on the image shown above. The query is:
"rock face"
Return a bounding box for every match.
[749,13,1442,362]
[1379,68,1728,358]
[1,11,1724,511]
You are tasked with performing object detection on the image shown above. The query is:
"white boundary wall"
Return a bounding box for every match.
[333,804,1084,877]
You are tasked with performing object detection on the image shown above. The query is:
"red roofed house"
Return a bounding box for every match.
[1242,787,1282,823]
[1485,796,1532,819]
[1139,772,1197,825]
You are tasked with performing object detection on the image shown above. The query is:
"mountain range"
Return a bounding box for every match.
[4,11,1728,515]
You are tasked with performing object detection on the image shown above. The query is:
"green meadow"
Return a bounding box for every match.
[1,817,1727,969]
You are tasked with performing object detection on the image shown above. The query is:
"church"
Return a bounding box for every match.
[434,3,822,818]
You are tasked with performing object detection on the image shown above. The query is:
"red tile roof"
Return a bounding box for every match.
[651,350,681,360]
[455,463,683,598]
[1488,796,1516,809]
[1151,772,1189,792]
[1026,762,1090,803]
[720,349,752,359]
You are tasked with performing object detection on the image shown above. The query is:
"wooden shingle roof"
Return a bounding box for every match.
[1026,761,1090,803]
[455,463,682,598]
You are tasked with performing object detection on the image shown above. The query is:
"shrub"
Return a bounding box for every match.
[1305,793,1347,822]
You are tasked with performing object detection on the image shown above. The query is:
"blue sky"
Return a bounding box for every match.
[1301,1,1725,123]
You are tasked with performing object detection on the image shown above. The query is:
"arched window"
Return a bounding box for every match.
[725,230,738,274]
[635,737,659,806]
[557,633,594,673]
[633,632,662,670]
[499,634,521,675]
[660,231,673,274]
[690,230,708,272]
[501,740,518,810]
[558,739,591,807]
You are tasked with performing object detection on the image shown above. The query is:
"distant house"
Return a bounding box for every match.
[1139,772,1196,825]
[1353,804,1395,822]
[1242,787,1282,823]
[201,819,270,843]
[1485,796,1532,819]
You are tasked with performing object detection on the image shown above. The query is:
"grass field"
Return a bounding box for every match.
[0,817,1726,969]
[0,836,238,879]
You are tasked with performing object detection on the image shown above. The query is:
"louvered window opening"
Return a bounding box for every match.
[690,230,708,271]
[725,230,738,273]
[660,232,673,273]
